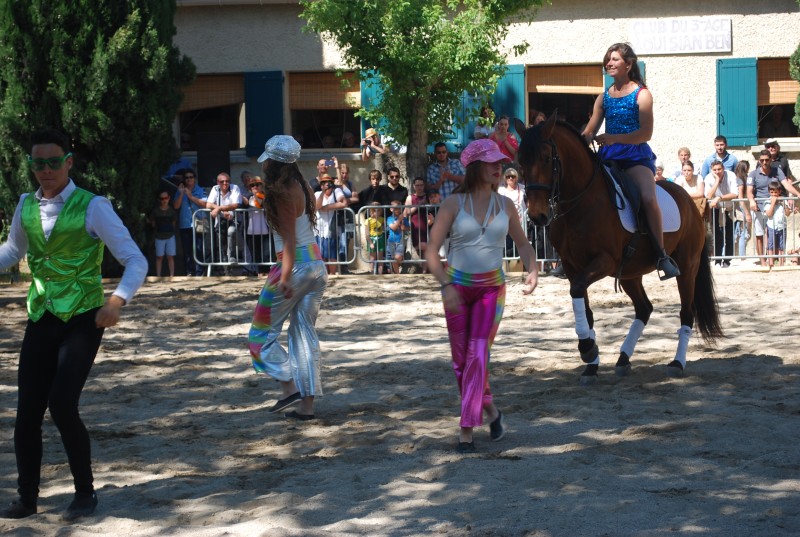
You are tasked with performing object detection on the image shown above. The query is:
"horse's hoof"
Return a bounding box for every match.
[580,374,598,386]
[580,363,599,385]
[615,364,632,377]
[615,352,631,376]
[666,360,685,378]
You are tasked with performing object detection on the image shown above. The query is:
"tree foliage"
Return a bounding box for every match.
[0,1,195,254]
[300,0,545,178]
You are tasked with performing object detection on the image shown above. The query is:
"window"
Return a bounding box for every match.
[717,57,799,146]
[288,72,361,150]
[178,75,245,151]
[528,64,604,130]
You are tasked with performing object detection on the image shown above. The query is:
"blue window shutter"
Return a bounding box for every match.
[245,71,283,158]
[360,70,386,137]
[603,61,646,89]
[491,64,526,127]
[717,58,757,146]
[459,91,483,149]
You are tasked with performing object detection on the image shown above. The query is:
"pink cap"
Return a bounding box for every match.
[460,139,511,167]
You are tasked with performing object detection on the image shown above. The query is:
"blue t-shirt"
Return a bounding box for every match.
[386,215,407,243]
[173,185,207,229]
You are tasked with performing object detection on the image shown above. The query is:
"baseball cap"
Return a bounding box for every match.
[258,135,301,163]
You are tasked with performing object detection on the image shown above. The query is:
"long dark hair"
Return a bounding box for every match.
[603,43,645,88]
[261,160,316,234]
[454,161,500,194]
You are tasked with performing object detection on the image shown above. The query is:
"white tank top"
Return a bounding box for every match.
[447,193,508,273]
[273,212,316,253]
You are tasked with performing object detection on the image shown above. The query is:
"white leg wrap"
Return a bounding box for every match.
[620,319,646,358]
[572,298,594,340]
[673,325,692,367]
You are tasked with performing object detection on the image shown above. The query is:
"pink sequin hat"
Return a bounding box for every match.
[460,139,511,167]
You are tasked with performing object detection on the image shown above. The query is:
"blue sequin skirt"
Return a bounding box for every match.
[599,143,657,174]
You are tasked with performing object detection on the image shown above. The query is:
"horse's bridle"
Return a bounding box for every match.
[524,139,562,226]
[524,137,599,225]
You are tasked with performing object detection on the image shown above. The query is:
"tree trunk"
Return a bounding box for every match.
[406,99,430,182]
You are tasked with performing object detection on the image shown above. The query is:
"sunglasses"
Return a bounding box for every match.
[759,158,771,163]
[218,180,230,184]
[28,152,72,171]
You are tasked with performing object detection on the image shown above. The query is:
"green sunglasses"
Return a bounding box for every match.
[28,152,72,171]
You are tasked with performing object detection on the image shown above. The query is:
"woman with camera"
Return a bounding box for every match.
[360,127,387,162]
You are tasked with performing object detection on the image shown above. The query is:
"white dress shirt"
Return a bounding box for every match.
[0,180,147,304]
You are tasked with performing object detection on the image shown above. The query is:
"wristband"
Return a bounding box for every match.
[441,282,454,290]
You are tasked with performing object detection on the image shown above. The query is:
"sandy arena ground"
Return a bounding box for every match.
[1,263,799,536]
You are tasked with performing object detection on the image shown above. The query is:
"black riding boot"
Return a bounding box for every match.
[657,250,681,280]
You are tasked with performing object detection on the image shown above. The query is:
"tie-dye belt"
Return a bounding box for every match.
[277,243,322,264]
[446,266,505,287]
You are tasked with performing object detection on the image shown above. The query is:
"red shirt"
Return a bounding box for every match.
[489,132,519,160]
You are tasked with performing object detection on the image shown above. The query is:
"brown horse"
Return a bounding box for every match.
[514,114,722,384]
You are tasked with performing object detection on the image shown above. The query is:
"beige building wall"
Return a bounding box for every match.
[505,0,800,172]
[174,1,800,184]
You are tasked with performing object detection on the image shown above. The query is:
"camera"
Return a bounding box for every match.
[364,139,372,146]
[324,159,335,167]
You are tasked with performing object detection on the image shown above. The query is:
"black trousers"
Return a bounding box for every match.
[712,208,734,259]
[14,309,104,503]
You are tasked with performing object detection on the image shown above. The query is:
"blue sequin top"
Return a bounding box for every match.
[603,86,641,134]
[598,85,656,172]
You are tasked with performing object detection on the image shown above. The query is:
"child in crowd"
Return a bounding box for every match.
[385,200,409,274]
[364,202,385,274]
[427,189,447,263]
[246,175,274,275]
[150,191,177,277]
[763,180,790,267]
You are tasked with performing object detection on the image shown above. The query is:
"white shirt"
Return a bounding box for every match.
[498,184,526,226]
[206,184,243,207]
[0,180,147,304]
[703,170,738,210]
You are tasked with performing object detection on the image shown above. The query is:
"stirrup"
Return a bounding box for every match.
[656,254,681,280]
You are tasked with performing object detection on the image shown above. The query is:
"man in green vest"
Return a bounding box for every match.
[0,128,147,521]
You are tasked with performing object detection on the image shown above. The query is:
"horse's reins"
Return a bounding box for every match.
[525,138,600,225]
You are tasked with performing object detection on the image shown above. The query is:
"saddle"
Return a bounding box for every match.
[600,162,681,287]
[601,162,680,235]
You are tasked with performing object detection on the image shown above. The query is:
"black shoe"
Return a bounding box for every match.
[1,499,37,519]
[551,264,567,279]
[62,492,98,522]
[489,410,505,441]
[268,392,301,413]
[456,441,476,453]
[656,253,681,280]
[284,410,315,421]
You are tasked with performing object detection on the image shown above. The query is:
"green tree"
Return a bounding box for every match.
[300,0,544,179]
[0,1,195,262]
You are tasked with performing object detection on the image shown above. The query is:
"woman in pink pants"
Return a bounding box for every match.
[426,139,538,453]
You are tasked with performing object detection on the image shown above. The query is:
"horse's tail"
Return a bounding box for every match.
[692,239,723,344]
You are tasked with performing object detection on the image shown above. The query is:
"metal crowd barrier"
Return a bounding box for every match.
[353,203,560,274]
[191,207,357,276]
[192,208,277,276]
[707,196,799,266]
[187,195,799,276]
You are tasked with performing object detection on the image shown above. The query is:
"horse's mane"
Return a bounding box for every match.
[518,119,598,165]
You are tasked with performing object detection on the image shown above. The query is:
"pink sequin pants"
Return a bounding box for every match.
[444,284,505,428]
